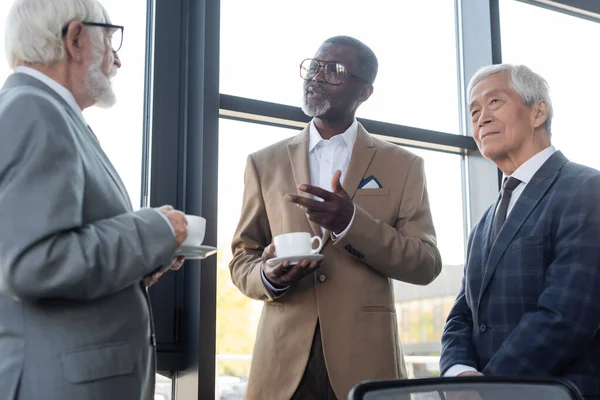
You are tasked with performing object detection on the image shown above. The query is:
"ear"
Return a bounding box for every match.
[358,84,374,103]
[63,21,86,63]
[532,100,549,130]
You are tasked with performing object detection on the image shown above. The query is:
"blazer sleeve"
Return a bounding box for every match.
[482,174,600,375]
[439,232,479,375]
[0,93,176,301]
[229,154,282,301]
[331,156,442,285]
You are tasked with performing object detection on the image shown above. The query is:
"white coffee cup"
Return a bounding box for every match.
[273,232,323,258]
[181,215,206,247]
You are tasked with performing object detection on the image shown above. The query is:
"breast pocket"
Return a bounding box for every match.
[355,188,391,197]
[502,234,551,302]
[353,188,392,222]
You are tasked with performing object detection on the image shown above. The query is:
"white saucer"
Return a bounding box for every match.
[265,254,324,267]
[175,245,217,260]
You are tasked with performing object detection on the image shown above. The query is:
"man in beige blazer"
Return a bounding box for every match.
[230,35,442,400]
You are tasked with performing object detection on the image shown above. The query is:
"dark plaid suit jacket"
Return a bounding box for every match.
[440,151,600,399]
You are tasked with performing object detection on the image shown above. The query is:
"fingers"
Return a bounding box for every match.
[267,259,322,285]
[285,194,330,211]
[331,170,344,193]
[157,204,175,215]
[170,256,185,270]
[262,244,276,261]
[297,184,333,201]
[166,212,188,247]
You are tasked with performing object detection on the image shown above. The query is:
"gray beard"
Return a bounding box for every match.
[84,45,117,109]
[301,95,332,117]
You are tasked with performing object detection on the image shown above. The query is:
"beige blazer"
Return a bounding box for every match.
[230,124,442,400]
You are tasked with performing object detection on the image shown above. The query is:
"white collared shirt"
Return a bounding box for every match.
[498,145,557,217]
[445,145,558,378]
[308,118,358,235]
[308,118,358,193]
[14,66,86,124]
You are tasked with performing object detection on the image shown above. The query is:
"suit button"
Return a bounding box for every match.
[318,274,327,282]
[479,324,487,333]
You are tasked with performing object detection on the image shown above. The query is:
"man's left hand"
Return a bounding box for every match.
[284,170,353,234]
[144,256,185,287]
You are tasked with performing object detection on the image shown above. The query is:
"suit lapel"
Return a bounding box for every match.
[81,123,133,209]
[478,151,568,300]
[287,127,322,238]
[344,125,377,200]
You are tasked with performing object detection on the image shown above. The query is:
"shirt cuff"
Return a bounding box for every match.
[152,209,175,237]
[444,364,478,377]
[333,204,356,238]
[260,267,290,295]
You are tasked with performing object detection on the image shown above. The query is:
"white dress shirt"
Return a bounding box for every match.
[308,118,358,236]
[13,66,175,236]
[261,119,359,293]
[445,145,557,377]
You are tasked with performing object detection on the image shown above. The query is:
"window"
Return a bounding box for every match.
[220,0,460,134]
[500,0,600,171]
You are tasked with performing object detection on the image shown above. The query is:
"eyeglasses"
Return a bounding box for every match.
[299,58,366,85]
[61,22,124,52]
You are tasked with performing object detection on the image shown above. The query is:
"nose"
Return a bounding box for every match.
[311,65,327,83]
[113,50,122,68]
[478,109,493,127]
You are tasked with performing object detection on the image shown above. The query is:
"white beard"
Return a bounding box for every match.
[84,48,117,109]
[301,95,331,117]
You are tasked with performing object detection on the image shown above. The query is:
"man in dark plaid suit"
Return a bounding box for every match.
[440,63,600,400]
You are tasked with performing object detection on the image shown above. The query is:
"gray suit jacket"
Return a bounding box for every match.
[0,73,176,399]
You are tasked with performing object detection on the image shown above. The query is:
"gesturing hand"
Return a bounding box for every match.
[261,244,322,288]
[284,170,353,234]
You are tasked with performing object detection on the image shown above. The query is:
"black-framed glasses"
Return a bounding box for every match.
[299,58,366,85]
[61,22,124,52]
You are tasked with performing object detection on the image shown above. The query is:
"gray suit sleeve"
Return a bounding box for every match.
[0,93,176,301]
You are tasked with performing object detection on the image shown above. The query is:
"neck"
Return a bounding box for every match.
[313,115,355,140]
[21,62,90,110]
[495,131,551,175]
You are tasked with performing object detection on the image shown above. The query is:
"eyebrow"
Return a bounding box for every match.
[469,89,507,109]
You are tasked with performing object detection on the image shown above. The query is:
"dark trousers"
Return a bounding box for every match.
[291,322,337,400]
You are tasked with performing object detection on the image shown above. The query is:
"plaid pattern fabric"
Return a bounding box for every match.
[441,152,600,399]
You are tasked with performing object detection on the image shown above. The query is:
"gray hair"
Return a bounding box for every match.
[322,35,378,85]
[5,0,110,69]
[468,64,553,136]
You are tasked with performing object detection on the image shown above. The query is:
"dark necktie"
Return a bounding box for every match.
[491,176,521,243]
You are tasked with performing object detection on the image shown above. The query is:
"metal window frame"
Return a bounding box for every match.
[148,0,219,399]
[145,0,599,398]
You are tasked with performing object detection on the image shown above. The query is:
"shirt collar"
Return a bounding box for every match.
[504,145,557,184]
[13,66,85,123]
[308,118,359,153]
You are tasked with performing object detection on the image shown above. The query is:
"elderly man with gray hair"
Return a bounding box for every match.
[440,63,600,399]
[0,0,189,399]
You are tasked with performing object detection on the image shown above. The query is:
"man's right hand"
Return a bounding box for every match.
[157,205,188,247]
[261,244,322,287]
